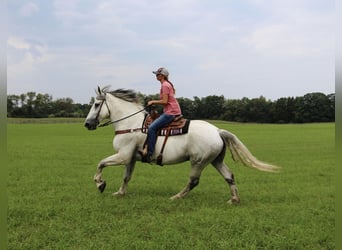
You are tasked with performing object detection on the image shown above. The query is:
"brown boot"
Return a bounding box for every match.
[138,146,151,163]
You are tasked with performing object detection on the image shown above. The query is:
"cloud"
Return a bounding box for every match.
[19,2,39,17]
[52,0,88,26]
[7,36,30,50]
[8,36,47,61]
[7,0,334,103]
[245,5,334,57]
[245,0,334,57]
[247,24,313,57]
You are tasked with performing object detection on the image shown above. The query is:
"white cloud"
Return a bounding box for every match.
[7,0,334,103]
[8,36,47,61]
[19,2,39,17]
[52,0,88,27]
[245,7,334,57]
[8,36,30,50]
[247,24,311,56]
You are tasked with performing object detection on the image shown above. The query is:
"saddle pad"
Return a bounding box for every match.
[142,115,191,136]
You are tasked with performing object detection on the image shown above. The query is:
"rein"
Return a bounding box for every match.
[98,105,146,128]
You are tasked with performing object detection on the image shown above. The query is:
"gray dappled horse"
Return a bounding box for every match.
[84,86,279,204]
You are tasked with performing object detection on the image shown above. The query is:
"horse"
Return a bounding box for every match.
[84,86,280,204]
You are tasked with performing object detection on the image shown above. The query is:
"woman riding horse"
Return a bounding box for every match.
[141,67,182,163]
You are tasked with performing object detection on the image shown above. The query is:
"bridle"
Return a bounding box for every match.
[94,94,146,128]
[94,98,107,122]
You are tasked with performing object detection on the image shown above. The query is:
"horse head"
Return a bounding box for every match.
[84,86,111,130]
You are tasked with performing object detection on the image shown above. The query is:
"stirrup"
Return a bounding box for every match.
[138,150,151,163]
[141,154,151,163]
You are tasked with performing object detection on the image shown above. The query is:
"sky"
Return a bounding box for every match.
[7,0,335,104]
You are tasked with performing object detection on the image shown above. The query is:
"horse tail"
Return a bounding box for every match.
[219,129,280,172]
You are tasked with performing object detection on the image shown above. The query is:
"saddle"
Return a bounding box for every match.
[142,111,191,166]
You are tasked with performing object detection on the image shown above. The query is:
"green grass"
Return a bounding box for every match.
[7,121,335,249]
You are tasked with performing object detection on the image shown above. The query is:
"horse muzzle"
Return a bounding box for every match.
[84,120,99,130]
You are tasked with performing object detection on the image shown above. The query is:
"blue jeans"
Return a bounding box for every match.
[147,114,175,156]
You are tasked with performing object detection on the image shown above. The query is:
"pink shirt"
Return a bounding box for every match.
[160,81,182,115]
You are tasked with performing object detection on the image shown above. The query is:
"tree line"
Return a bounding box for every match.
[7,91,335,123]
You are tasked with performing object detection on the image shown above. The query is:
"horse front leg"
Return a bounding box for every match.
[94,153,129,193]
[113,158,137,196]
[94,162,107,193]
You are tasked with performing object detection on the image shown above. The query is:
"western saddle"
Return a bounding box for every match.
[142,110,190,166]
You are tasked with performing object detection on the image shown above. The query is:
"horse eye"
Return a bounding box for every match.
[94,103,100,109]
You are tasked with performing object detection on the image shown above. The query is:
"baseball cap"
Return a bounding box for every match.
[152,67,169,77]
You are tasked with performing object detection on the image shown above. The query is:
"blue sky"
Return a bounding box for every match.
[7,0,334,104]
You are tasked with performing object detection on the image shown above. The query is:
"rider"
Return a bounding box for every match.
[141,67,182,163]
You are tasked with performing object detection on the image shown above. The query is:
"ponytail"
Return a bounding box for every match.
[165,77,176,94]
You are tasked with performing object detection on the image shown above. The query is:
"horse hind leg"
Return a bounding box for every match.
[170,176,200,200]
[212,161,240,204]
[170,164,203,200]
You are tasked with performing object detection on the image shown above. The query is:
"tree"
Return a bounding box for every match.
[235,97,250,122]
[7,95,19,116]
[53,98,75,117]
[299,93,332,122]
[177,97,196,119]
[327,93,335,121]
[203,95,225,120]
[193,96,205,119]
[271,97,296,123]
[34,93,53,118]
[7,91,335,122]
[245,96,272,123]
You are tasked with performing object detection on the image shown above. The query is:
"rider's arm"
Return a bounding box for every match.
[148,94,168,106]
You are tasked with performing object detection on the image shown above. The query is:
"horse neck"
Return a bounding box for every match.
[106,94,144,130]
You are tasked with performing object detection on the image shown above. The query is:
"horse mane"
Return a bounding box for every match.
[97,86,140,103]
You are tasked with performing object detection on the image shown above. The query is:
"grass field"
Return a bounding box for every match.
[7,120,335,249]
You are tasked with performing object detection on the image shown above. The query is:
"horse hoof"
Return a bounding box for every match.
[227,197,240,205]
[170,195,181,200]
[112,191,125,196]
[98,182,106,193]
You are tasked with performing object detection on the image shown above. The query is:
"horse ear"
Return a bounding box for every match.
[97,86,101,94]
